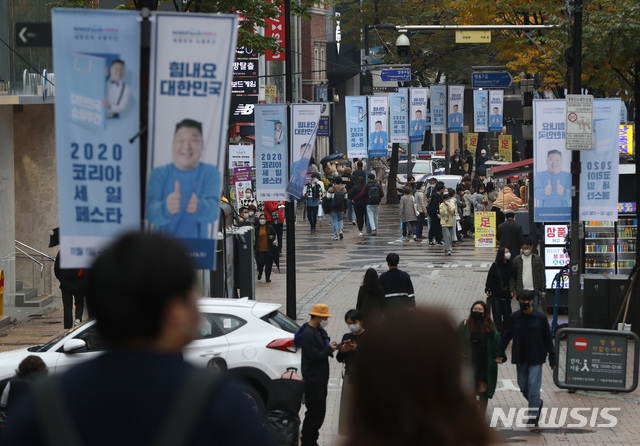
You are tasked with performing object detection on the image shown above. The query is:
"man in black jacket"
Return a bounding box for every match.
[378,253,416,315]
[496,291,557,426]
[299,304,338,446]
[427,184,444,245]
[496,210,523,261]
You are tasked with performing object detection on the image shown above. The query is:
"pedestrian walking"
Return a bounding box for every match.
[485,247,516,333]
[414,181,428,240]
[349,176,367,236]
[303,177,324,233]
[439,188,456,255]
[496,290,557,427]
[458,301,501,414]
[427,183,444,245]
[355,268,385,327]
[378,253,415,315]
[497,210,523,262]
[295,304,339,446]
[369,157,388,184]
[336,309,365,435]
[255,213,278,283]
[355,173,384,236]
[462,181,474,237]
[450,153,465,175]
[326,177,347,240]
[344,168,356,225]
[344,309,496,445]
[511,239,547,312]
[264,200,285,252]
[399,186,418,241]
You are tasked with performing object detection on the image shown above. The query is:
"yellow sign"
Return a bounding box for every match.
[620,124,633,155]
[498,135,512,163]
[265,85,277,98]
[474,212,496,248]
[467,133,478,156]
[455,31,491,44]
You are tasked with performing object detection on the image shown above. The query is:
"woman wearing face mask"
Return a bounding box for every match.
[241,188,261,213]
[336,309,365,435]
[254,213,277,283]
[458,300,500,414]
[485,247,516,334]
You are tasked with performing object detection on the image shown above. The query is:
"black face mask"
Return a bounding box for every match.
[471,311,483,320]
[519,302,532,311]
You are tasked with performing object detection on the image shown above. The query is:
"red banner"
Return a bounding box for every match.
[265,2,285,61]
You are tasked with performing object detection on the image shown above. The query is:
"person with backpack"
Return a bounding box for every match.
[348,176,368,236]
[326,177,347,240]
[303,177,324,233]
[354,173,384,236]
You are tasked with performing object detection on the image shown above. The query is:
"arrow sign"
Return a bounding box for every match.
[15,23,52,47]
[380,68,411,82]
[472,72,513,88]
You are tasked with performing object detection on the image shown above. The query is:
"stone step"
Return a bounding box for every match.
[15,287,38,306]
[16,292,53,308]
[15,281,23,291]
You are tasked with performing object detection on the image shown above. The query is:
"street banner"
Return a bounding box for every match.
[287,103,322,199]
[498,135,512,162]
[229,144,253,168]
[255,104,288,202]
[368,95,389,157]
[565,94,594,151]
[579,99,621,221]
[233,166,251,183]
[389,92,409,143]
[474,211,496,248]
[447,85,465,133]
[345,96,368,158]
[146,13,237,270]
[431,85,447,134]
[533,100,571,222]
[620,124,633,155]
[409,88,428,143]
[488,90,504,132]
[52,9,141,268]
[473,89,488,132]
[235,181,252,209]
[467,133,478,156]
[265,1,285,61]
[317,102,330,137]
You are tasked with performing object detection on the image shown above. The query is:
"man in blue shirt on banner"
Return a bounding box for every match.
[146,119,220,238]
[369,121,388,155]
[448,104,463,129]
[534,149,572,207]
[410,110,426,142]
[489,107,502,129]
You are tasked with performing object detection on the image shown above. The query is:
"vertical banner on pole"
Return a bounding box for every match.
[52,9,141,268]
[498,135,512,162]
[368,95,389,157]
[146,13,238,270]
[255,104,288,202]
[447,85,465,133]
[431,85,447,134]
[409,88,428,143]
[467,133,478,157]
[474,211,496,247]
[473,89,489,133]
[287,103,322,198]
[488,90,504,132]
[345,96,368,159]
[389,92,409,143]
[580,99,621,221]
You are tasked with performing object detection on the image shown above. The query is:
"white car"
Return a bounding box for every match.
[0,298,301,411]
[395,158,446,196]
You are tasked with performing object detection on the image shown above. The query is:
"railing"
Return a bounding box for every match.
[14,241,56,298]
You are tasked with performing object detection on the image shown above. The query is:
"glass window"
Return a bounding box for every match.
[397,162,431,175]
[209,314,247,335]
[198,314,225,339]
[261,311,299,334]
[75,325,108,352]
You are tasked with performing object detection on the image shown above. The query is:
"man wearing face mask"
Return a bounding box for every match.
[496,290,556,427]
[336,309,365,434]
[496,210,523,262]
[294,304,339,446]
[510,239,546,312]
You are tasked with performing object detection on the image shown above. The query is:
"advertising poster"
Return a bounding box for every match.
[254,104,288,202]
[52,9,141,268]
[389,92,409,143]
[544,247,570,268]
[580,99,621,221]
[431,85,447,134]
[368,95,389,157]
[473,89,488,132]
[447,85,465,133]
[498,135,512,162]
[317,103,330,137]
[146,13,237,270]
[286,103,322,199]
[474,211,496,248]
[467,133,478,156]
[488,90,504,132]
[228,144,253,168]
[235,181,251,209]
[345,96,368,158]
[545,224,568,245]
[533,100,570,222]
[409,88,428,143]
[619,124,633,155]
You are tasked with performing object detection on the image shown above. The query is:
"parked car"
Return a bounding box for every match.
[424,174,463,191]
[0,298,300,412]
[395,158,446,196]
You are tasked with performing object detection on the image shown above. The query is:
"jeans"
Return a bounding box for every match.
[301,380,328,446]
[366,205,380,232]
[402,221,417,238]
[61,290,85,329]
[307,205,318,231]
[416,212,426,238]
[442,225,455,252]
[347,198,354,222]
[516,363,543,420]
[329,210,343,235]
[428,210,442,242]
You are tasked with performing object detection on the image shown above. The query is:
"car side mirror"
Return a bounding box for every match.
[63,339,86,353]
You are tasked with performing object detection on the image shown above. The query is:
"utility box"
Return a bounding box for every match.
[581,274,610,329]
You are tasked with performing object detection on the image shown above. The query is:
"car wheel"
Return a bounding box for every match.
[239,382,266,416]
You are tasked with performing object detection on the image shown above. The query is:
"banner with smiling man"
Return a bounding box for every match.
[368,95,389,157]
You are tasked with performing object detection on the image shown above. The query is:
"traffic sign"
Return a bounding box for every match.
[456,31,491,43]
[380,68,411,82]
[472,72,513,88]
[15,23,52,47]
[574,337,588,351]
[566,94,594,150]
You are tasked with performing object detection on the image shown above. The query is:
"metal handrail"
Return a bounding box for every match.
[15,245,44,274]
[15,240,55,261]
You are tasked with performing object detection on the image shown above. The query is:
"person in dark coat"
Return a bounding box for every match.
[496,210,523,259]
[378,253,415,315]
[355,268,385,327]
[348,176,368,235]
[485,247,516,333]
[254,214,278,283]
[0,356,48,416]
[336,309,366,434]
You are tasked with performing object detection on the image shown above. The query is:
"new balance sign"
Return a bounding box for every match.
[230,96,258,123]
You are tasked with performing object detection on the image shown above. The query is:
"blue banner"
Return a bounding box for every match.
[368,95,389,157]
[287,104,322,199]
[409,88,428,143]
[345,96,368,159]
[473,89,488,133]
[447,85,464,133]
[255,104,288,202]
[389,92,409,143]
[52,9,141,268]
[489,90,504,132]
[431,85,447,134]
[146,13,238,270]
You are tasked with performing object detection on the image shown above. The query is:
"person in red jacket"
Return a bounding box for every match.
[264,201,285,253]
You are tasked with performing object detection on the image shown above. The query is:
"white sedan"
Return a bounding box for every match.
[0,298,301,411]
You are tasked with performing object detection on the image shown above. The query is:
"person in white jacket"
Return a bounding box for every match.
[439,188,457,255]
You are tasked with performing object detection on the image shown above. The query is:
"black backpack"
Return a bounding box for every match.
[367,183,381,205]
[332,187,346,212]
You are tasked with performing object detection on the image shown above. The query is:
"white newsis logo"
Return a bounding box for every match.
[490,407,620,428]
[234,104,255,116]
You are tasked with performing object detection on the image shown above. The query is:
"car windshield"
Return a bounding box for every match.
[261,311,299,334]
[29,323,88,352]
[433,158,446,169]
[397,162,432,175]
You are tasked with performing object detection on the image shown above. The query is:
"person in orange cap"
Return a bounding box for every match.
[295,304,338,446]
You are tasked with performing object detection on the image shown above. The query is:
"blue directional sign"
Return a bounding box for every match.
[380,68,411,82]
[472,72,513,88]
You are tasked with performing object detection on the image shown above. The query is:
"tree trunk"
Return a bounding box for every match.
[386,143,400,205]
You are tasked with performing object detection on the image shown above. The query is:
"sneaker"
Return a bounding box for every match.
[372,229,377,236]
[413,235,417,240]
[266,278,272,283]
[429,241,435,246]
[339,231,343,239]
[359,232,363,236]
[257,272,262,280]
[437,241,445,245]
[351,221,356,225]
[447,251,452,256]
[74,319,81,326]
[332,235,339,240]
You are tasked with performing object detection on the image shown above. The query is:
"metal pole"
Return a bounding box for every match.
[568,0,583,328]
[139,7,151,226]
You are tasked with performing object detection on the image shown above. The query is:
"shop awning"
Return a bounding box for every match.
[490,158,534,179]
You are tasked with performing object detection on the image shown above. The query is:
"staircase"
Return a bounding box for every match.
[15,280,53,308]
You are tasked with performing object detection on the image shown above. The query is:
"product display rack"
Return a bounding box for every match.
[584,216,637,274]
[617,215,637,273]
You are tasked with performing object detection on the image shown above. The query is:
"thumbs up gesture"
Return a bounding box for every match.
[167,181,181,214]
[556,179,564,196]
[545,179,552,196]
[186,192,198,214]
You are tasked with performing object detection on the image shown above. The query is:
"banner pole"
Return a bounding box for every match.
[139,7,151,227]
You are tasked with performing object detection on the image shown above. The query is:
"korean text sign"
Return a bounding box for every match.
[52,9,141,268]
[474,211,496,248]
[473,90,488,133]
[345,96,368,159]
[389,92,409,143]
[368,96,389,157]
[255,104,288,202]
[430,85,447,134]
[287,104,322,199]
[146,13,237,270]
